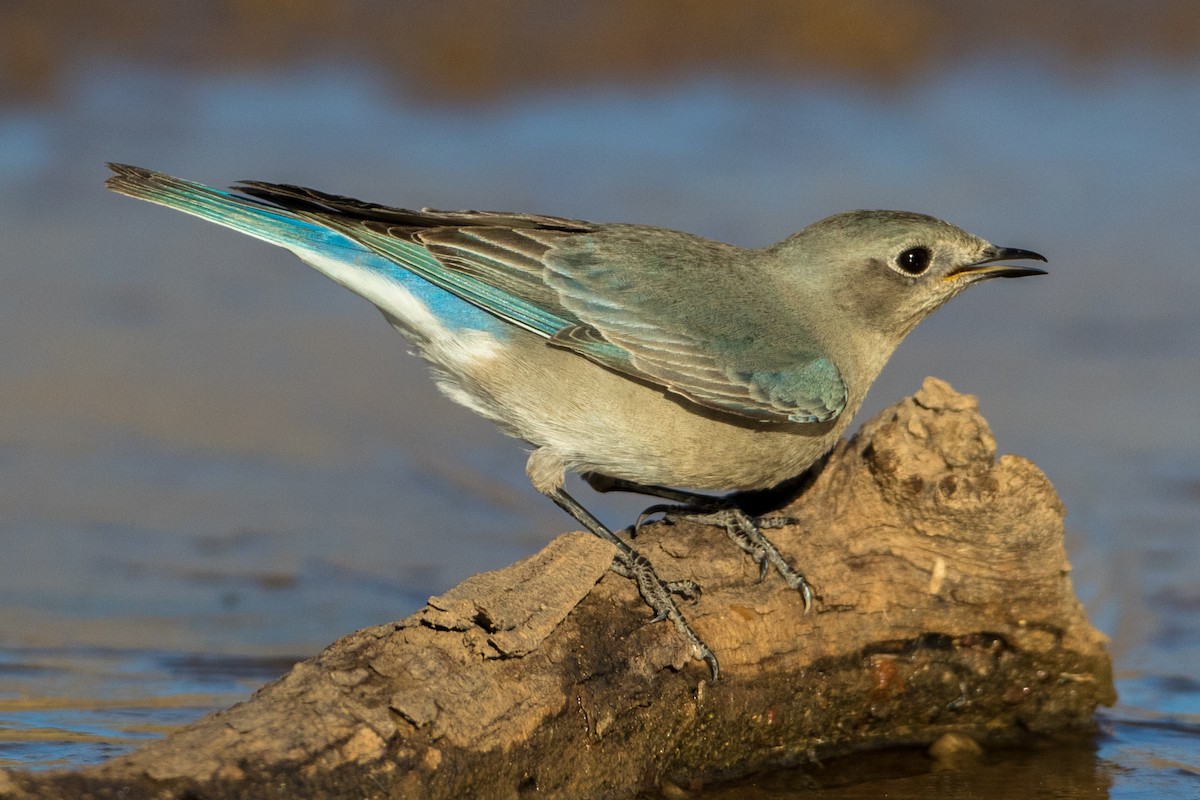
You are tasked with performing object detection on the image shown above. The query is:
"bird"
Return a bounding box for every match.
[105,163,1046,680]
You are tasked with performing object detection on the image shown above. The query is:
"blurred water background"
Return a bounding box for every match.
[0,1,1198,795]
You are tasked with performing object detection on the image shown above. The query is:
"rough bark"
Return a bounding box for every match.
[1,378,1115,799]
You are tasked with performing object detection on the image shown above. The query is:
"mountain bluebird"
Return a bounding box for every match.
[105,164,1046,679]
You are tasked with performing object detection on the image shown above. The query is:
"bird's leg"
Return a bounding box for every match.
[543,485,719,681]
[583,473,814,612]
[645,504,814,612]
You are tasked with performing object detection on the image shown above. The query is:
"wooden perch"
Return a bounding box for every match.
[1,377,1115,799]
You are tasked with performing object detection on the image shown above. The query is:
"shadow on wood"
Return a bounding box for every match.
[1,378,1115,799]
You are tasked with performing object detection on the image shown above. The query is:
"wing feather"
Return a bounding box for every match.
[234,178,846,423]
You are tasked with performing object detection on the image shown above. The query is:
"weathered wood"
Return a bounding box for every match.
[1,378,1114,799]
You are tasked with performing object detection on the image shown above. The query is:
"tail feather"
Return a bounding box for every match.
[105,163,339,252]
[105,164,507,340]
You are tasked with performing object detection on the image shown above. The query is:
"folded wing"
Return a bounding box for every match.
[234,179,847,424]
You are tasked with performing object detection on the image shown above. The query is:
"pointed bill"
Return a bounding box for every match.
[946,246,1048,281]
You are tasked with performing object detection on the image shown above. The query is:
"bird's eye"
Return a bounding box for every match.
[896,246,932,275]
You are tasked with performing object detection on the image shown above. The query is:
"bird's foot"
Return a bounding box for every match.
[636,503,814,612]
[610,550,719,681]
[541,484,718,680]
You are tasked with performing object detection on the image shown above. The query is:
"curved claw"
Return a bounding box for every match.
[633,504,677,538]
[799,580,814,613]
[702,650,720,683]
[756,555,771,583]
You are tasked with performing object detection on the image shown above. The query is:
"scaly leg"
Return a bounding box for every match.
[544,485,720,681]
[584,473,814,611]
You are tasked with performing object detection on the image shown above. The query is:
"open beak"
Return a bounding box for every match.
[948,246,1048,281]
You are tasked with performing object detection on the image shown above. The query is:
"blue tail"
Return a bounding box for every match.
[105,164,504,338]
[106,163,349,251]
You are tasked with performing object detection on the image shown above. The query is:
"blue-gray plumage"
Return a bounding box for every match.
[105,164,1046,680]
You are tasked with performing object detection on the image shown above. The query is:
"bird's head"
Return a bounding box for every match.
[776,210,1046,346]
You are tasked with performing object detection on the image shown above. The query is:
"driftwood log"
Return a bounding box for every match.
[1,378,1114,799]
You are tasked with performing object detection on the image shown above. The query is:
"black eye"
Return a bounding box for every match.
[896,246,932,275]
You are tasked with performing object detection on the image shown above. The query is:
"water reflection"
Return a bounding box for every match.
[703,734,1116,798]
[0,649,292,770]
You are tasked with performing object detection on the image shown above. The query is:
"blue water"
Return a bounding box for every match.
[0,648,292,770]
[0,50,1197,795]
